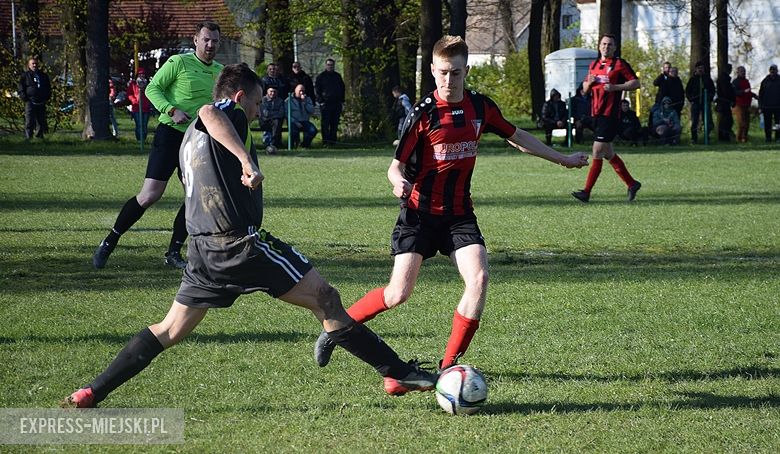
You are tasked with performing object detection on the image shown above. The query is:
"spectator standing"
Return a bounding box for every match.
[18,56,51,140]
[539,88,568,145]
[758,64,780,142]
[91,21,224,270]
[652,97,682,145]
[570,84,592,144]
[572,34,642,203]
[666,67,686,118]
[391,85,412,145]
[715,63,735,142]
[286,84,318,148]
[288,62,315,103]
[261,63,288,102]
[126,68,153,142]
[685,61,715,144]
[618,99,646,146]
[315,58,345,145]
[108,78,120,139]
[732,66,757,143]
[653,61,672,105]
[260,86,285,154]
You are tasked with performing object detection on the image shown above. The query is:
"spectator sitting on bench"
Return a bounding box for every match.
[652,96,682,145]
[260,86,285,154]
[570,84,592,144]
[618,99,647,146]
[539,88,568,145]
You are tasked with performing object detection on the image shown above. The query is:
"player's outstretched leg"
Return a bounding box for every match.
[61,302,206,407]
[314,287,389,367]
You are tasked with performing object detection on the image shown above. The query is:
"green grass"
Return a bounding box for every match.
[0,131,778,452]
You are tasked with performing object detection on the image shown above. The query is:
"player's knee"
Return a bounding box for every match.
[136,191,162,207]
[316,284,343,316]
[383,287,410,308]
[467,268,489,292]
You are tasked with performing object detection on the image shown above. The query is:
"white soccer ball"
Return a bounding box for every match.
[435,365,488,415]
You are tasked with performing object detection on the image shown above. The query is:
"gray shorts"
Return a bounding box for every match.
[176,228,313,308]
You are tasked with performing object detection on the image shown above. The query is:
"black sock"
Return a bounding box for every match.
[88,327,164,403]
[168,203,187,254]
[109,197,147,242]
[327,322,409,378]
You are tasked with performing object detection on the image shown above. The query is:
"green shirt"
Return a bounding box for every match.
[145,53,224,132]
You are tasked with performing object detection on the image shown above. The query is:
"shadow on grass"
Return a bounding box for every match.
[1,245,778,293]
[0,330,310,345]
[489,365,780,384]
[483,390,780,415]
[1,189,779,212]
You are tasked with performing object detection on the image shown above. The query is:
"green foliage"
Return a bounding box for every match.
[620,40,690,120]
[0,137,778,451]
[468,50,532,118]
[0,44,74,133]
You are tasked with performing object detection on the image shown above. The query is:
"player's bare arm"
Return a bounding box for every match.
[387,159,412,198]
[604,78,641,93]
[198,104,263,189]
[507,128,588,168]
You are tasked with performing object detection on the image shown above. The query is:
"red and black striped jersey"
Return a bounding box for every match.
[395,89,516,215]
[586,57,638,118]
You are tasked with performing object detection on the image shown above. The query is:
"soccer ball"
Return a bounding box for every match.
[435,365,488,415]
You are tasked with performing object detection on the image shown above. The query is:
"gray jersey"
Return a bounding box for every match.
[180,99,263,236]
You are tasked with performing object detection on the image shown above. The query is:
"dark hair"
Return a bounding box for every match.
[213,63,260,100]
[196,21,221,34]
[392,85,402,93]
[695,61,704,68]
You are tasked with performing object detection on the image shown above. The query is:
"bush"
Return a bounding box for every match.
[468,50,531,119]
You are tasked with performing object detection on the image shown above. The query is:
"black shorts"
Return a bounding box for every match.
[593,115,619,143]
[145,123,185,181]
[391,207,485,260]
[175,228,314,308]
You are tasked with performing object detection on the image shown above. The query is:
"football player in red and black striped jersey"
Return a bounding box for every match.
[572,34,642,204]
[314,35,588,371]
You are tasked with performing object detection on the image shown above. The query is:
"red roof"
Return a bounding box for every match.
[0,0,240,40]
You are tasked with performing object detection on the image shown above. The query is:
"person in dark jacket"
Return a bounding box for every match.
[288,62,315,103]
[685,61,715,144]
[758,64,780,142]
[715,63,735,142]
[665,67,686,118]
[618,99,646,146]
[18,56,52,140]
[315,58,346,144]
[539,88,568,145]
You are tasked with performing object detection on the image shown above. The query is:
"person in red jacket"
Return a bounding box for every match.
[732,66,758,143]
[127,68,153,142]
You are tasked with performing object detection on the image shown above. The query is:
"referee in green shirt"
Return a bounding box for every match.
[92,21,224,270]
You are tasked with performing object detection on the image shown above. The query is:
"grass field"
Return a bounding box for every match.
[0,131,778,452]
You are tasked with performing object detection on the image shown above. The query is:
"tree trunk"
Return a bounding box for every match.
[420,0,442,96]
[18,0,43,58]
[716,0,728,77]
[529,0,544,121]
[61,0,88,127]
[448,0,467,39]
[599,0,622,55]
[84,0,110,140]
[543,0,561,57]
[396,11,420,100]
[267,0,293,75]
[341,0,399,138]
[690,0,711,76]
[498,0,517,54]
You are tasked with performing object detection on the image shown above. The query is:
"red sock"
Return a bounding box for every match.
[608,154,636,187]
[441,311,480,369]
[584,158,603,193]
[346,288,388,323]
